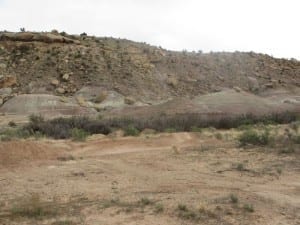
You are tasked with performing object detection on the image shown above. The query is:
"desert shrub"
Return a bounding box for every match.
[243,204,254,212]
[190,126,202,132]
[154,203,164,213]
[139,197,153,206]
[105,112,298,133]
[0,128,31,141]
[292,135,300,144]
[71,128,89,141]
[10,194,58,219]
[164,128,177,133]
[177,204,188,211]
[124,125,140,136]
[215,133,222,140]
[229,194,238,204]
[8,121,17,127]
[24,115,111,139]
[238,129,271,146]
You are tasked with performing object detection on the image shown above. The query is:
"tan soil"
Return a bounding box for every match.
[0,130,299,225]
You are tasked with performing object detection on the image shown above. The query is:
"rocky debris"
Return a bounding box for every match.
[51,79,60,87]
[93,91,108,103]
[166,77,178,87]
[217,75,225,81]
[62,73,70,81]
[0,88,12,95]
[124,96,135,105]
[0,75,17,88]
[0,94,96,117]
[0,63,7,69]
[56,87,65,94]
[233,87,242,92]
[0,98,3,106]
[264,83,274,88]
[75,86,107,101]
[0,32,80,44]
[75,96,87,107]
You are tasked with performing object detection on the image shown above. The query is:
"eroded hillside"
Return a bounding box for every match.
[0,31,300,102]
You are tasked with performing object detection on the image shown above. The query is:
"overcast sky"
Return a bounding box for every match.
[0,0,299,59]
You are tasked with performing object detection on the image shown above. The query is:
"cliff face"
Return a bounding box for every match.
[0,31,299,102]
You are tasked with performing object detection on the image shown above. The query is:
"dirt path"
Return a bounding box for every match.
[0,132,299,225]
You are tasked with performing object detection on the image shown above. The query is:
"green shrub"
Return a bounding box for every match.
[190,126,202,132]
[71,128,89,142]
[164,128,177,133]
[243,204,254,212]
[154,203,164,213]
[229,194,238,203]
[139,197,153,206]
[0,128,31,141]
[215,133,222,140]
[124,125,140,136]
[238,129,271,146]
[177,204,188,211]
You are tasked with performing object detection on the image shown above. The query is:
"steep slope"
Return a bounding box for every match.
[0,31,299,103]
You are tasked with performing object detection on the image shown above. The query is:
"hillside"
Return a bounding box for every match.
[0,31,299,101]
[0,31,299,124]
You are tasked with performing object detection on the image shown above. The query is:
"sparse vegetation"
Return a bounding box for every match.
[8,121,17,127]
[238,129,272,146]
[124,125,140,136]
[229,194,239,204]
[215,133,222,140]
[10,194,58,219]
[243,203,254,212]
[106,112,297,134]
[177,204,188,211]
[236,163,245,171]
[24,115,111,139]
[154,203,164,213]
[71,128,89,141]
[139,197,153,206]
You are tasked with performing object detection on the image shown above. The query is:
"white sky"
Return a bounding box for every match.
[0,0,299,59]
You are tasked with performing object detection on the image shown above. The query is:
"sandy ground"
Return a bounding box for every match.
[0,130,299,225]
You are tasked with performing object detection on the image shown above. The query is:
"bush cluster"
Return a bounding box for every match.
[24,115,110,139]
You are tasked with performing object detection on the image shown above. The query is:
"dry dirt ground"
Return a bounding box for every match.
[0,129,299,225]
